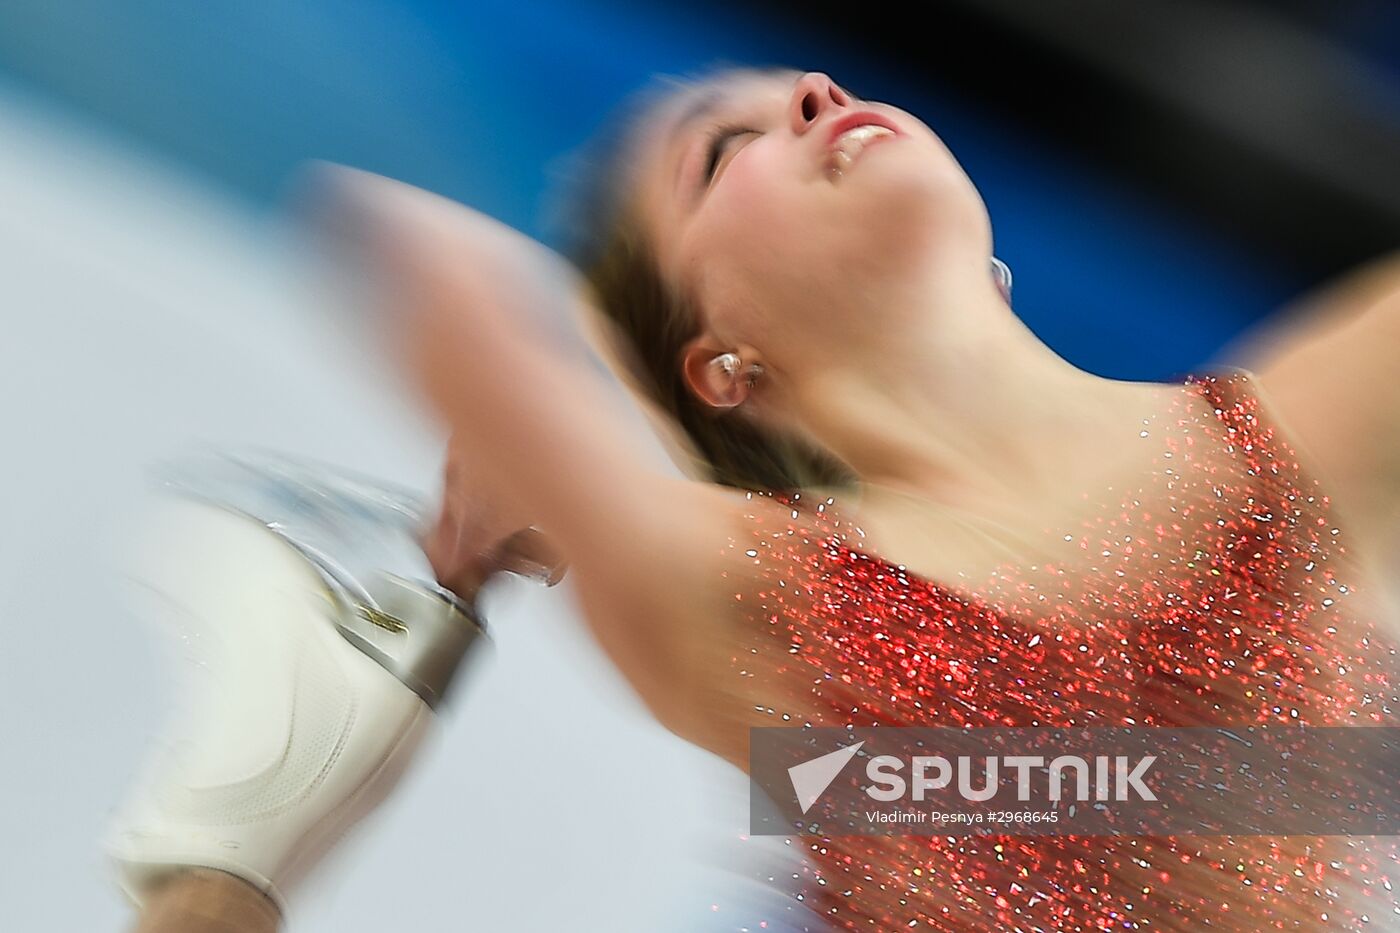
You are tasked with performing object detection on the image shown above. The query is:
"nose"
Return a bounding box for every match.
[789,72,853,136]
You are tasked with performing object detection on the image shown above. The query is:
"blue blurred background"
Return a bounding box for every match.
[5,1,1397,377]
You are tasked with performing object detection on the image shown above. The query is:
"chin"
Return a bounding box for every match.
[842,166,987,268]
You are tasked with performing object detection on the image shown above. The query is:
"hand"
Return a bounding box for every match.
[421,434,567,598]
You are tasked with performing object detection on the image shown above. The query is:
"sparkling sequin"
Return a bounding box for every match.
[721,371,1400,931]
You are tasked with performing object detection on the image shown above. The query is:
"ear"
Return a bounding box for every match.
[680,337,756,410]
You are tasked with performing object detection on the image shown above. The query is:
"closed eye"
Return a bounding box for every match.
[702,125,759,187]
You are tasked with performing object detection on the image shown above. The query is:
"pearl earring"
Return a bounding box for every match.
[712,352,741,378]
[710,353,765,396]
[990,256,1013,303]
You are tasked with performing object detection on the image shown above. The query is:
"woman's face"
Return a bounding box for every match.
[631,69,992,362]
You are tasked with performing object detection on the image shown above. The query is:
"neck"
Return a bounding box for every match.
[781,278,1170,517]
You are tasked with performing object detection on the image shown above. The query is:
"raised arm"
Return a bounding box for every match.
[1237,250,1400,567]
[311,167,775,762]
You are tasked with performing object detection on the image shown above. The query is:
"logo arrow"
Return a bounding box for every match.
[789,741,865,814]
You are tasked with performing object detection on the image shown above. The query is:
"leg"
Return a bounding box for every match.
[133,869,279,933]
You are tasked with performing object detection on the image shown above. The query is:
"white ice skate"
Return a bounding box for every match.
[104,453,487,912]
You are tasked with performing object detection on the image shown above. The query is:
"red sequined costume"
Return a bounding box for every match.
[723,371,1400,932]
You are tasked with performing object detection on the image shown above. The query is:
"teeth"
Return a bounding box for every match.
[828,125,895,177]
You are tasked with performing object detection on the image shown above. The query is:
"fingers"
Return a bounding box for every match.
[424,518,567,597]
[487,527,568,586]
[423,450,568,597]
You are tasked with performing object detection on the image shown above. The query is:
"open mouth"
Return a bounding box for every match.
[826,114,900,177]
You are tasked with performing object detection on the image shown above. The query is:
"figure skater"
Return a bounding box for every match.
[110,66,1400,931]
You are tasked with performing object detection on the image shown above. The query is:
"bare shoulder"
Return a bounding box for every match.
[1242,254,1400,562]
[1246,252,1400,431]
